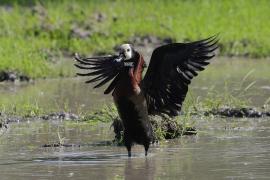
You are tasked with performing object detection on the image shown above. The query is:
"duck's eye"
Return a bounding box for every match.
[127,49,130,52]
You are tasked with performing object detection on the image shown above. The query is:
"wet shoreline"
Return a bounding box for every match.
[1,106,269,124]
[1,106,270,146]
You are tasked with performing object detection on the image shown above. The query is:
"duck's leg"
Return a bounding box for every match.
[126,144,132,157]
[144,143,149,156]
[124,134,132,157]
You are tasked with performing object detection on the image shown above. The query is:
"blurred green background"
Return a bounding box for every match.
[0,0,269,78]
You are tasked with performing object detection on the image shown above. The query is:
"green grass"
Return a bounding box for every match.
[0,0,269,78]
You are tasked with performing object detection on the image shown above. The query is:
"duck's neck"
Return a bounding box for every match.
[129,52,145,83]
[128,52,146,94]
[113,52,146,97]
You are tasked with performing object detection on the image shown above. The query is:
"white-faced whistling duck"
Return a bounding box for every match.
[74,35,219,157]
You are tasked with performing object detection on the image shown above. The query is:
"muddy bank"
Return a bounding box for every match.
[0,71,31,82]
[1,106,269,125]
[1,112,79,124]
[1,105,270,146]
[3,106,269,122]
[204,107,270,118]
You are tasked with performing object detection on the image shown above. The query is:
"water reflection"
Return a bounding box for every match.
[124,158,155,180]
[0,78,112,114]
[0,117,269,179]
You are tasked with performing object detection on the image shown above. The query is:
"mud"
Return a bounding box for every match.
[205,107,270,118]
[0,112,79,124]
[0,71,31,82]
[42,143,80,148]
[41,112,79,121]
[1,106,270,145]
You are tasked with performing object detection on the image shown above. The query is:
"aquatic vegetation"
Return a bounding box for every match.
[75,104,195,142]
[183,70,261,115]
[81,105,118,123]
[80,97,270,143]
[0,101,45,117]
[0,75,265,118]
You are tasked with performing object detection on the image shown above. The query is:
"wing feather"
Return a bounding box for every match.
[142,35,219,116]
[74,53,124,94]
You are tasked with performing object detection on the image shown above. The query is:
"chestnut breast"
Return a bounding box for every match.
[112,53,145,99]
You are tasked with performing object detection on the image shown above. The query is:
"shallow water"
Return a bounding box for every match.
[0,57,269,179]
[0,117,270,180]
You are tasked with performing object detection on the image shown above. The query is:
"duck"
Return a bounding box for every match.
[74,35,219,157]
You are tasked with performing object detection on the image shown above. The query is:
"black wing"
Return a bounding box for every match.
[74,53,125,94]
[142,35,219,116]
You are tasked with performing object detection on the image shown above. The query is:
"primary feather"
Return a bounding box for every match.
[142,35,219,116]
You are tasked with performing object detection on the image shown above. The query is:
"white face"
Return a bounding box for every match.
[119,44,133,60]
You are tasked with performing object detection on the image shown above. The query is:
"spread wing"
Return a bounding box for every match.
[142,35,219,116]
[74,53,125,94]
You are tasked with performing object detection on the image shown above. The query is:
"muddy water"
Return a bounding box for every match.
[0,117,270,180]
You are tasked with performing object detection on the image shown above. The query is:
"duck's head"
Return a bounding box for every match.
[118,44,135,60]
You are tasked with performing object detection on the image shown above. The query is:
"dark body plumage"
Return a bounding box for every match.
[114,92,153,156]
[112,53,153,156]
[75,35,219,157]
